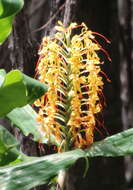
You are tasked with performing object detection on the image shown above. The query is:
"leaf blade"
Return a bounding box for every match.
[1,128,133,190]
[0,0,24,18]
[7,104,59,145]
[0,125,20,166]
[0,0,24,44]
[0,16,13,44]
[0,70,27,116]
[7,105,42,142]
[23,73,48,104]
[0,149,85,190]
[86,128,133,157]
[0,70,47,116]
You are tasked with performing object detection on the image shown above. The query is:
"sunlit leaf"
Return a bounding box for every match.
[7,105,43,142]
[0,149,85,190]
[86,128,133,157]
[0,16,13,44]
[0,70,27,116]
[0,0,24,44]
[7,105,59,145]
[0,70,47,116]
[0,128,133,190]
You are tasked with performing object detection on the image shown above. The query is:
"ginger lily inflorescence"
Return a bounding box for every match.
[34,21,110,152]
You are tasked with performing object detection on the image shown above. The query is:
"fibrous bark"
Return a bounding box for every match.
[118,0,133,186]
[63,0,81,26]
[11,0,37,76]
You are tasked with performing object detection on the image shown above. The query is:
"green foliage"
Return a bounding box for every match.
[0,16,13,44]
[0,70,27,116]
[0,69,47,116]
[0,127,133,190]
[7,104,60,144]
[0,0,24,44]
[7,105,46,142]
[86,127,133,157]
[22,74,47,104]
[0,125,25,166]
[0,0,24,18]
[0,148,85,190]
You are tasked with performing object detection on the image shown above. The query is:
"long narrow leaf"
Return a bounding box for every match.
[0,128,133,190]
[86,128,133,157]
[0,149,85,190]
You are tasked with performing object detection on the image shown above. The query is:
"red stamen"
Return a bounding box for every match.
[92,32,111,44]
[35,60,40,72]
[68,24,83,30]
[99,61,105,65]
[96,118,109,136]
[34,70,38,79]
[91,38,102,48]
[100,71,111,82]
[44,94,48,106]
[100,47,112,62]
[98,90,106,107]
[94,126,104,137]
[89,36,111,61]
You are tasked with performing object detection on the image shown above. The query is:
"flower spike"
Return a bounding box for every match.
[34,22,109,152]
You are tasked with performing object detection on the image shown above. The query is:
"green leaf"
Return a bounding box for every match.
[0,125,20,166]
[0,128,133,190]
[86,128,133,157]
[0,0,24,44]
[7,105,43,142]
[0,16,13,44]
[23,73,48,104]
[0,125,31,167]
[0,0,24,18]
[0,70,27,116]
[7,105,59,145]
[0,149,85,190]
[0,69,47,116]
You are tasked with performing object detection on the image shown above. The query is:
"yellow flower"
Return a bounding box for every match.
[34,21,110,152]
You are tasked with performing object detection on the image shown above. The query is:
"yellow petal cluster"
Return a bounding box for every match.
[34,21,108,151]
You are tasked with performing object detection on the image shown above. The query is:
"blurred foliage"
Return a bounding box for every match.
[0,0,24,44]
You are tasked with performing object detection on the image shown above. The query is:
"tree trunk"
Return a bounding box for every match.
[118,0,133,187]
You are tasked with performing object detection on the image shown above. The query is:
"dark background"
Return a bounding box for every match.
[0,0,133,190]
